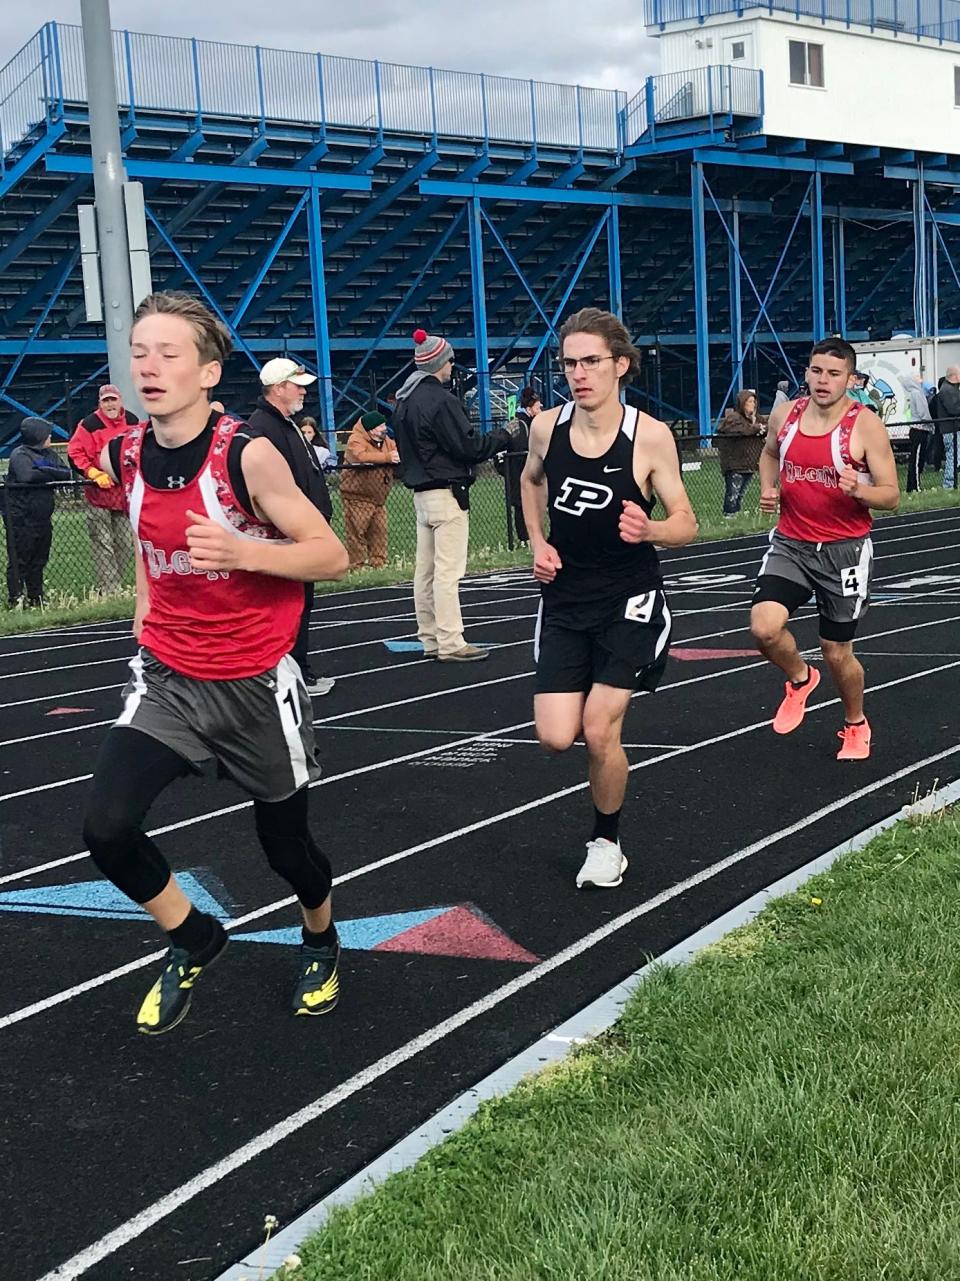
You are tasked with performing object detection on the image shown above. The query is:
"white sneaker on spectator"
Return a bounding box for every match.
[576,838,627,889]
[305,675,335,696]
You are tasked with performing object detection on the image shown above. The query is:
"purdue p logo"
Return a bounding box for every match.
[554,477,614,517]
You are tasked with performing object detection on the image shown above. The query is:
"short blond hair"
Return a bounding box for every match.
[132,292,233,365]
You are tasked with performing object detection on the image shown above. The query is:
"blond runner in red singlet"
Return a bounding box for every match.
[751,337,899,760]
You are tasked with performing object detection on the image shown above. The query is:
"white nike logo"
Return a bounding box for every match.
[603,466,622,474]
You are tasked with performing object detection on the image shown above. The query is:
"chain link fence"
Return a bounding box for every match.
[3,421,958,608]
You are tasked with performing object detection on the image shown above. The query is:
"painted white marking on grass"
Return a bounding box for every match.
[38,738,960,1281]
[224,764,960,1280]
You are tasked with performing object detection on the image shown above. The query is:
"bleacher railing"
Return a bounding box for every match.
[644,0,960,43]
[21,22,624,154]
[621,65,762,145]
[0,26,60,177]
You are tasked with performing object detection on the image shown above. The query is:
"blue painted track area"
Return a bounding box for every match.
[4,508,960,1281]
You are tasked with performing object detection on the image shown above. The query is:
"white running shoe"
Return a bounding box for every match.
[576,838,628,889]
[305,675,336,696]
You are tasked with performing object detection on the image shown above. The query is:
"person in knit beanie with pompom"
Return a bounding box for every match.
[391,327,510,661]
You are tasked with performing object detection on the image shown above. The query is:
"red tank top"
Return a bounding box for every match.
[120,415,303,680]
[777,398,872,543]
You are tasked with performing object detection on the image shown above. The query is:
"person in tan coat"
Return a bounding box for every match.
[340,412,399,569]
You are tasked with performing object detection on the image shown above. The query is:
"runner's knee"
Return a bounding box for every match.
[582,717,620,759]
[84,804,171,903]
[536,723,578,754]
[750,607,785,648]
[254,792,332,909]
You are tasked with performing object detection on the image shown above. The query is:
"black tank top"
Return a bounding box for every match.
[542,401,661,608]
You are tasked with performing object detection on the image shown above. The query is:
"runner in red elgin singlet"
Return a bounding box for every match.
[751,337,899,760]
[82,292,349,1035]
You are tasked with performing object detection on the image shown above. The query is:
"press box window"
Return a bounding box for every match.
[789,40,824,87]
[955,65,960,106]
[731,40,745,59]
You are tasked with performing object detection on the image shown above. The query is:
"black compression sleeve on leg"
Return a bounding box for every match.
[83,729,191,904]
[254,788,333,911]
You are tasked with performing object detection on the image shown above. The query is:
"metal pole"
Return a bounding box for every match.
[810,170,825,341]
[468,197,492,431]
[607,206,623,320]
[80,0,140,413]
[307,186,336,450]
[728,202,743,384]
[691,162,712,445]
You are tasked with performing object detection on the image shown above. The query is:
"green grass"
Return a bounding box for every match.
[3,471,958,634]
[285,807,960,1281]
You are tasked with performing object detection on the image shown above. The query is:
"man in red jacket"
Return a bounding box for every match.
[67,384,138,593]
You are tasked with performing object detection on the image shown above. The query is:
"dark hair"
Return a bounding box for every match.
[559,308,641,388]
[300,416,318,429]
[809,336,857,373]
[519,386,540,409]
[132,292,233,365]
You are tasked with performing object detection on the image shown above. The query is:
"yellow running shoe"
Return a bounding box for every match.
[293,938,340,1016]
[136,921,228,1036]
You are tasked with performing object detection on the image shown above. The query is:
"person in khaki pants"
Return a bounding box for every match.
[391,327,509,662]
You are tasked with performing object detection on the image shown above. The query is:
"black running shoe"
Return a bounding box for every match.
[292,937,340,1016]
[136,920,229,1036]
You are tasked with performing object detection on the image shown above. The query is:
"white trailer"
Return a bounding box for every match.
[852,337,960,441]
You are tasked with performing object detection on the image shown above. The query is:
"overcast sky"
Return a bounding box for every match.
[3,2,659,94]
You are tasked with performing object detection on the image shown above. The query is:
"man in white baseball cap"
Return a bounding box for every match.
[249,358,334,696]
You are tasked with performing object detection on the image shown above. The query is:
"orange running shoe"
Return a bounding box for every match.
[772,664,821,734]
[836,719,871,760]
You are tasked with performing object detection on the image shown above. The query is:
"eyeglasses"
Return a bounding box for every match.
[561,355,618,373]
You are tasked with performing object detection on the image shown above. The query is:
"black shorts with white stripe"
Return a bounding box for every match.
[113,649,319,802]
[533,588,673,695]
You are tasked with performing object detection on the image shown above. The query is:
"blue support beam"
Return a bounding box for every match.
[46,154,374,191]
[608,204,623,319]
[527,211,609,376]
[0,176,90,276]
[229,192,310,327]
[693,148,854,175]
[834,217,847,334]
[421,179,711,209]
[468,198,492,430]
[0,120,65,200]
[728,203,742,382]
[307,187,336,446]
[811,170,826,340]
[690,162,711,443]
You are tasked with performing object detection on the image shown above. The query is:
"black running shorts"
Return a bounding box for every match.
[113,649,319,802]
[534,587,672,695]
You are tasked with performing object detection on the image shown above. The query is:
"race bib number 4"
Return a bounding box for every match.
[840,565,864,598]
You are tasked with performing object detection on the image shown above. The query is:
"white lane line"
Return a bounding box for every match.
[5,653,960,1038]
[34,733,960,1281]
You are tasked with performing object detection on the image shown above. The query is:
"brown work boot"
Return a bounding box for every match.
[438,645,488,663]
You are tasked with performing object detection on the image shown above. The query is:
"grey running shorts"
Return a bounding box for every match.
[754,529,874,641]
[113,649,319,802]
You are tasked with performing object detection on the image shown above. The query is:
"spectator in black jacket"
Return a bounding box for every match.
[392,327,510,662]
[3,416,72,608]
[248,359,335,696]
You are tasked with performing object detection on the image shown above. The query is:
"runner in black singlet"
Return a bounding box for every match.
[521,308,698,890]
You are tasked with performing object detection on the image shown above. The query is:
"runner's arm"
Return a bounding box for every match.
[634,420,698,548]
[842,411,900,510]
[186,437,348,581]
[519,411,553,554]
[758,404,788,507]
[133,545,149,641]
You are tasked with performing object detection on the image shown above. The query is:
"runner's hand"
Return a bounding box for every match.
[838,465,860,497]
[619,499,650,543]
[532,542,562,583]
[759,486,779,513]
[185,510,244,572]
